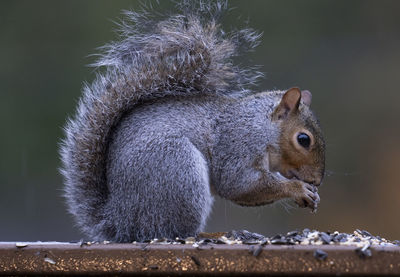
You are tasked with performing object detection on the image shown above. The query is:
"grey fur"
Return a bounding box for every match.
[60,1,324,242]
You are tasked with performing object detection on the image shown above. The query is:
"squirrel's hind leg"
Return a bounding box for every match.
[105,136,213,242]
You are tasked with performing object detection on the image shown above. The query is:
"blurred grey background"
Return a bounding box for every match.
[1,0,399,241]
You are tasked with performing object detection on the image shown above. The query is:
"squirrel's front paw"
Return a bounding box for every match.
[292,182,320,211]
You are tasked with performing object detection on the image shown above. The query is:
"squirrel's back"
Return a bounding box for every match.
[60,1,262,240]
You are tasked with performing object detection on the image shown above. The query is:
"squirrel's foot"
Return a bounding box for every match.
[290,181,320,211]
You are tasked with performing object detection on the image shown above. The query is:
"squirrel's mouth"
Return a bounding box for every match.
[275,171,302,182]
[275,170,319,186]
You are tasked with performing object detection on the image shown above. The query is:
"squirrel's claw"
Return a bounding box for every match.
[293,182,320,212]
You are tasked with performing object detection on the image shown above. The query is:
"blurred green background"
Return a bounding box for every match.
[1,0,399,241]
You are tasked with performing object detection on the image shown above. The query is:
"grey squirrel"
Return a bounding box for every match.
[60,1,325,242]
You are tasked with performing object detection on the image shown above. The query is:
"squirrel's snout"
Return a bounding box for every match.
[313,180,321,187]
[298,170,323,186]
[312,174,324,187]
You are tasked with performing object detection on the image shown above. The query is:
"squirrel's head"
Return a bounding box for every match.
[270,87,325,186]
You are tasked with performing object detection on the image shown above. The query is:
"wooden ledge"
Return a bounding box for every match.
[0,242,399,276]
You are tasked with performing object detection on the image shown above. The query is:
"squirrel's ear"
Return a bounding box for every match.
[301,90,312,106]
[272,87,301,120]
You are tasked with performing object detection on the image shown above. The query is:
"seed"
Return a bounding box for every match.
[355,247,372,258]
[252,245,263,257]
[314,249,328,261]
[320,232,332,244]
[191,256,201,266]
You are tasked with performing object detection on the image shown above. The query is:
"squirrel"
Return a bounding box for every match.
[60,1,325,242]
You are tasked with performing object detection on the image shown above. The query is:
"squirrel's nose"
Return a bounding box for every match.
[305,174,323,186]
[313,175,323,187]
[307,180,319,186]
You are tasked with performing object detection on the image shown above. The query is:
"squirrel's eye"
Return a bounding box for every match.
[297,133,311,148]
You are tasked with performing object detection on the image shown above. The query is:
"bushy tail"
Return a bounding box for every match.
[60,0,262,237]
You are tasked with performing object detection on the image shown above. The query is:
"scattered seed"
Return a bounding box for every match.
[153,238,167,243]
[286,231,299,237]
[271,234,284,240]
[191,256,201,266]
[185,237,196,244]
[271,238,287,245]
[260,238,270,245]
[109,229,398,248]
[252,245,263,257]
[215,239,226,244]
[148,265,159,270]
[332,233,347,243]
[286,238,296,245]
[361,230,372,237]
[293,235,303,242]
[15,243,28,248]
[44,257,56,265]
[303,229,311,236]
[320,232,332,244]
[314,249,328,261]
[227,230,265,241]
[355,247,372,258]
[243,239,258,244]
[175,238,186,244]
[201,238,213,244]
